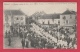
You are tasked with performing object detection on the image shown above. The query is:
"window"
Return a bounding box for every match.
[43,22,44,24]
[21,17,23,20]
[66,20,68,24]
[58,20,60,24]
[63,16,66,20]
[16,17,19,20]
[48,21,50,24]
[70,15,72,19]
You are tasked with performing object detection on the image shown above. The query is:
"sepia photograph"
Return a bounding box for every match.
[3,2,77,49]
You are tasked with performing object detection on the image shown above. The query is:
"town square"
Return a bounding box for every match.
[3,2,77,49]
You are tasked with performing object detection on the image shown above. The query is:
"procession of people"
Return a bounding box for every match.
[4,20,77,49]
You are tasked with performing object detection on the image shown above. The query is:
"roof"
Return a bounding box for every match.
[4,10,25,15]
[62,10,76,14]
[39,14,60,19]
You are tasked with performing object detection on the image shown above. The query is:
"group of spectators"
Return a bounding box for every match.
[41,25,77,49]
[5,22,77,49]
[30,23,77,49]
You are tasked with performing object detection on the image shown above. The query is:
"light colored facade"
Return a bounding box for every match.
[36,14,60,26]
[4,10,26,26]
[4,10,26,33]
[60,10,76,27]
[13,15,26,25]
[32,10,76,28]
[3,14,11,33]
[38,19,53,24]
[60,14,76,26]
[37,19,60,25]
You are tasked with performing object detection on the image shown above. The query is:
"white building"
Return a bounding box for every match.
[36,14,60,27]
[4,10,26,33]
[60,10,76,27]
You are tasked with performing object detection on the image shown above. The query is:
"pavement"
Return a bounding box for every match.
[4,37,26,49]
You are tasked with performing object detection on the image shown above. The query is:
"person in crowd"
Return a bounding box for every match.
[66,37,71,47]
[21,38,25,49]
[25,39,29,48]
[8,36,11,46]
[5,31,8,38]
[72,38,76,48]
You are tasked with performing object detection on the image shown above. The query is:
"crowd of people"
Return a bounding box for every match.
[4,21,77,49]
[29,23,77,49]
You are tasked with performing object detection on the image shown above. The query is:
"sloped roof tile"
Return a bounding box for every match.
[62,10,76,14]
[39,14,60,19]
[4,10,25,15]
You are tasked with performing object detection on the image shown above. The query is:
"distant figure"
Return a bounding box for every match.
[66,37,71,47]
[25,39,29,48]
[8,31,12,46]
[8,36,11,46]
[26,41,28,48]
[21,38,25,48]
[5,31,8,38]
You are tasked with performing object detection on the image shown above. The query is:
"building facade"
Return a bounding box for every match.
[4,10,26,33]
[60,10,76,27]
[36,14,60,27]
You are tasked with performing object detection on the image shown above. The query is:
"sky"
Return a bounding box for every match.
[3,2,77,16]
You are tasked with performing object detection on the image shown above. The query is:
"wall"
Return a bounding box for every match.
[4,15,11,33]
[13,15,26,25]
[37,19,60,25]
[60,14,76,26]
